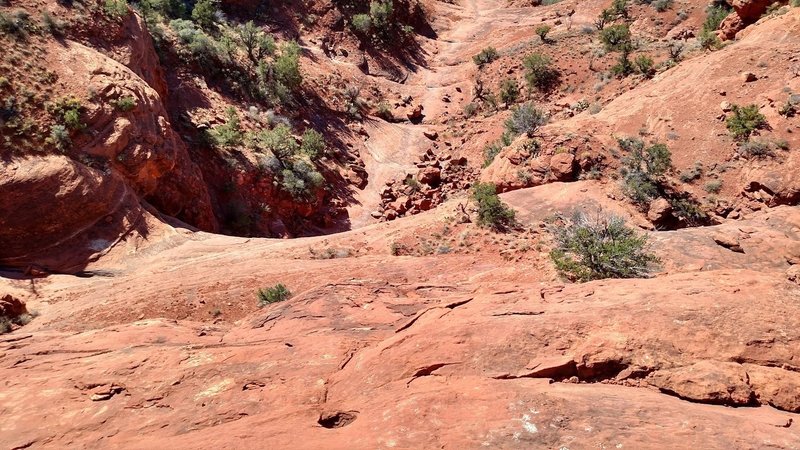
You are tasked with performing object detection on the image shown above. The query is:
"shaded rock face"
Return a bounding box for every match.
[0,33,216,270]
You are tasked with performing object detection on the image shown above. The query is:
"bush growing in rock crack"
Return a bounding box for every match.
[617,137,672,205]
[257,283,291,306]
[549,212,659,282]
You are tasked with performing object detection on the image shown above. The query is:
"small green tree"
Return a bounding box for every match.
[237,21,276,66]
[550,213,659,282]
[301,129,325,159]
[618,138,672,205]
[600,24,632,52]
[275,41,302,90]
[535,25,551,43]
[191,0,218,29]
[472,182,516,230]
[104,0,129,18]
[499,78,520,106]
[523,53,560,92]
[726,104,766,140]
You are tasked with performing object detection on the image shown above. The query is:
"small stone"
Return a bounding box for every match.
[741,72,757,82]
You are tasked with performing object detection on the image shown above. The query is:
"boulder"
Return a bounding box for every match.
[549,153,576,181]
[0,295,27,318]
[647,198,673,223]
[417,167,442,186]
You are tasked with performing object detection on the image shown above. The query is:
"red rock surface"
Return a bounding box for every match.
[2,0,800,447]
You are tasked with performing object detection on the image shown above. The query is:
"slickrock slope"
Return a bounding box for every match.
[2,185,800,448]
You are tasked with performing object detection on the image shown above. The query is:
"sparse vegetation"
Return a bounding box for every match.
[726,104,767,141]
[104,0,129,18]
[504,103,548,137]
[212,107,243,147]
[301,129,325,159]
[472,182,516,230]
[523,53,560,92]
[705,179,723,193]
[257,283,292,306]
[618,137,672,205]
[703,3,732,32]
[114,96,137,112]
[535,25,551,43]
[499,79,520,106]
[550,213,659,282]
[473,46,499,67]
[634,54,654,77]
[483,142,503,167]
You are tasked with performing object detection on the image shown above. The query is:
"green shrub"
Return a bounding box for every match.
[704,179,722,193]
[600,24,632,52]
[473,47,499,67]
[472,182,516,230]
[114,95,137,111]
[703,3,732,32]
[0,317,11,334]
[483,142,502,167]
[212,107,243,147]
[504,103,548,137]
[611,53,634,77]
[257,283,291,306]
[63,109,83,130]
[535,25,551,42]
[618,138,672,205]
[698,30,721,50]
[549,213,659,282]
[41,11,64,35]
[191,0,218,29]
[610,0,629,18]
[737,139,773,158]
[726,104,766,140]
[48,124,71,151]
[104,0,129,18]
[370,0,393,30]
[634,54,654,76]
[237,21,276,65]
[275,41,302,90]
[351,13,372,33]
[652,0,672,12]
[281,159,324,198]
[499,78,520,106]
[779,100,797,117]
[258,124,298,159]
[301,129,325,158]
[376,101,393,119]
[463,102,478,117]
[523,53,560,92]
